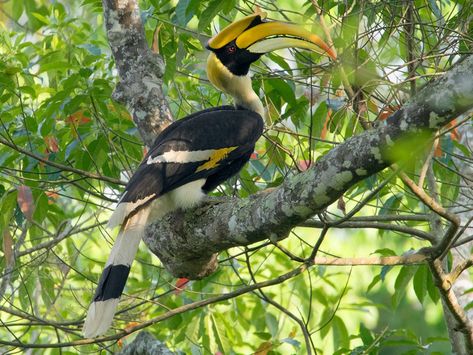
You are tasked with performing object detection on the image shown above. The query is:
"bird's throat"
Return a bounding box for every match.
[207,53,265,118]
[233,83,265,118]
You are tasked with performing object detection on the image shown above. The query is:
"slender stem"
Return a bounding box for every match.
[0,136,125,186]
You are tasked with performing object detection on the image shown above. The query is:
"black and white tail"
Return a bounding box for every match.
[82,207,150,338]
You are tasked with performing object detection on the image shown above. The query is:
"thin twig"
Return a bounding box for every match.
[399,169,460,257]
[312,253,428,266]
[429,259,473,350]
[301,220,435,243]
[0,136,125,186]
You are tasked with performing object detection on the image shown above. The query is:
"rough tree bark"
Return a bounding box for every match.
[102,0,173,147]
[443,119,473,354]
[451,121,473,318]
[116,332,175,355]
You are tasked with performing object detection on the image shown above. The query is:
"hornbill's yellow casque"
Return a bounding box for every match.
[82,13,335,338]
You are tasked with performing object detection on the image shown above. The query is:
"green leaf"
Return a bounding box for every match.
[266,135,287,169]
[392,266,417,309]
[19,85,37,98]
[340,11,359,47]
[0,191,18,233]
[464,287,473,294]
[384,130,432,164]
[399,30,407,60]
[175,0,199,26]
[32,191,49,223]
[12,2,24,20]
[265,312,278,337]
[281,337,301,349]
[198,0,226,31]
[379,193,402,216]
[367,274,381,293]
[333,315,349,349]
[39,115,55,137]
[254,332,272,340]
[273,78,296,105]
[413,264,428,304]
[452,140,471,158]
[426,268,440,304]
[380,265,392,282]
[249,159,272,182]
[19,270,35,311]
[267,53,292,72]
[374,248,397,257]
[221,0,236,13]
[40,267,55,307]
[239,168,259,195]
[31,12,50,25]
[427,0,443,21]
[210,313,230,354]
[327,107,346,134]
[440,168,460,205]
[38,60,72,74]
[359,323,374,345]
[319,308,332,340]
[464,301,473,312]
[311,101,328,138]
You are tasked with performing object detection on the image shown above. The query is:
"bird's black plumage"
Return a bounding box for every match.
[93,264,129,301]
[120,106,264,206]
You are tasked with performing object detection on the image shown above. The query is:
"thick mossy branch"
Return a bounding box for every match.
[144,56,473,279]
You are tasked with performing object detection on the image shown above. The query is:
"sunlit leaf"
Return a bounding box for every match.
[333,315,349,349]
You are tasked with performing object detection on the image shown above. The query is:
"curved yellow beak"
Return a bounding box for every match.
[207,13,268,50]
[238,22,336,60]
[207,14,336,60]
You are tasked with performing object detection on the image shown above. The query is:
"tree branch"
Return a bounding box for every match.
[301,219,435,243]
[145,55,473,279]
[430,258,473,352]
[102,0,173,147]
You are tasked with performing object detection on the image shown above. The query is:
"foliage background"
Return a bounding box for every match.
[0,0,472,353]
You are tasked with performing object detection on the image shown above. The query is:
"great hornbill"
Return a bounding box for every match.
[83,12,336,338]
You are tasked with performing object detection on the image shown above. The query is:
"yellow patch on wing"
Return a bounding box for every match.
[196,146,238,172]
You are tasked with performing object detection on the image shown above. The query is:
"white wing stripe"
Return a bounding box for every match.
[146,149,217,165]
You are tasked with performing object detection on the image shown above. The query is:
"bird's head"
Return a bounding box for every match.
[205,13,336,114]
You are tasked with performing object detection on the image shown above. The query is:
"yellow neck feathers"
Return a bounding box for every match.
[206,53,264,117]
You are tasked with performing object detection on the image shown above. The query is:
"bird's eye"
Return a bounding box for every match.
[226,45,236,54]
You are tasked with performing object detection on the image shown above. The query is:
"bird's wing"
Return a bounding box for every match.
[109,106,264,228]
